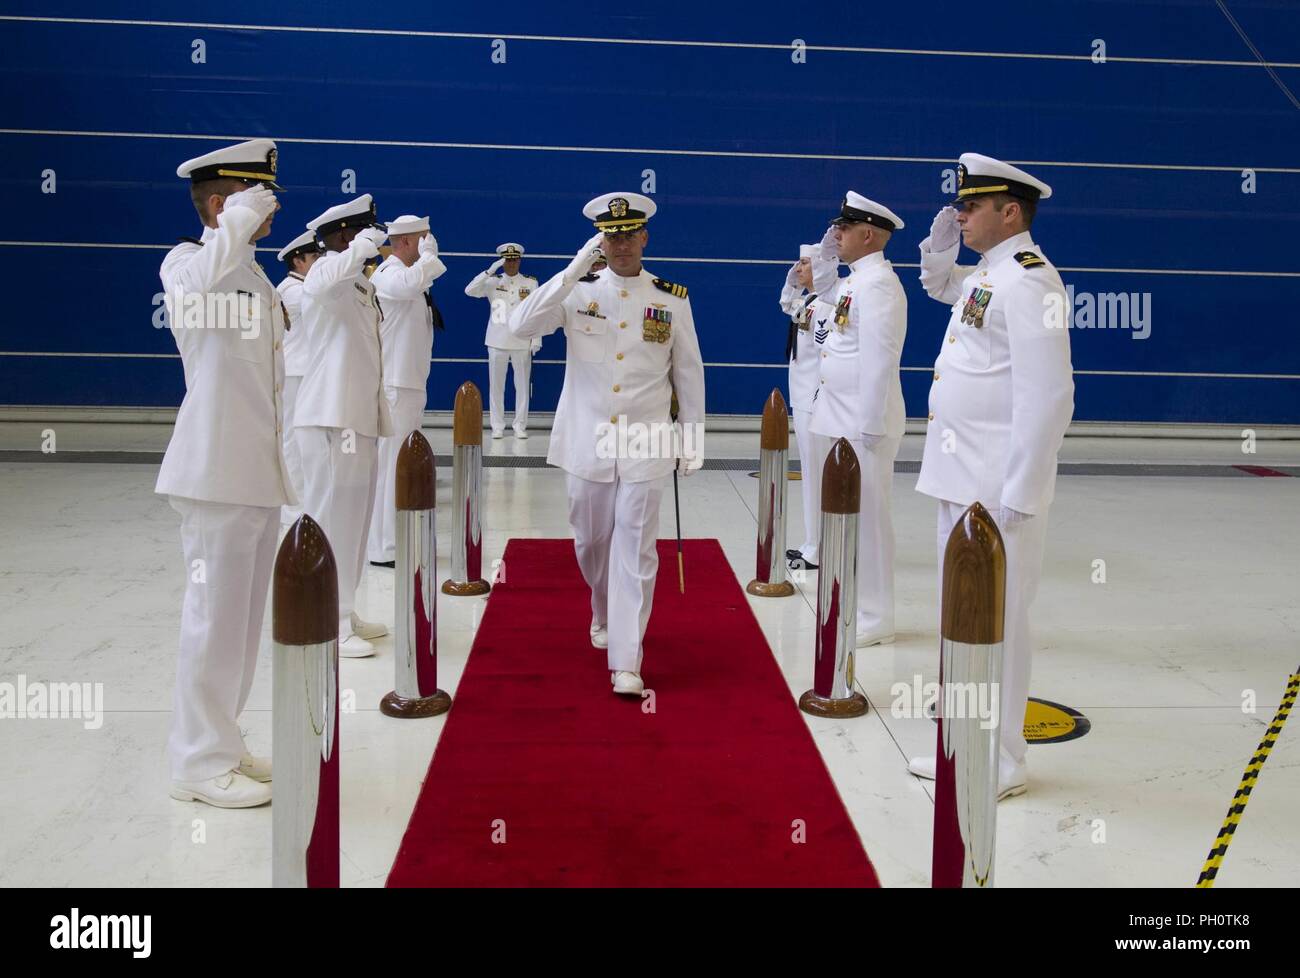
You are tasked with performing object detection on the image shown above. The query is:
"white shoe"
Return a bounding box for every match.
[856,631,895,648]
[611,671,644,696]
[907,752,1028,801]
[491,429,505,440]
[349,611,387,641]
[514,428,529,439]
[590,620,608,649]
[238,752,272,783]
[170,769,271,808]
[339,630,376,658]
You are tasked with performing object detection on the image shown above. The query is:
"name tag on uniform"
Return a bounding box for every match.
[643,306,672,343]
[834,294,852,329]
[961,287,992,327]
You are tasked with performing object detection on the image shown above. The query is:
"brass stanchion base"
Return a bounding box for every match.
[798,689,869,718]
[441,578,490,596]
[380,689,452,718]
[746,579,796,597]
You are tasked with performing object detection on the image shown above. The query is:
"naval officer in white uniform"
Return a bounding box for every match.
[465,242,540,438]
[295,194,394,658]
[779,243,833,569]
[907,153,1075,800]
[276,229,324,525]
[508,193,706,696]
[809,192,908,648]
[366,214,447,567]
[158,138,289,808]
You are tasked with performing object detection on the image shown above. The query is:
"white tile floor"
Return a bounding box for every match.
[1,426,1297,887]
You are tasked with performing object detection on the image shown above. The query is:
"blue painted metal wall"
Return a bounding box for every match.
[2,2,1297,422]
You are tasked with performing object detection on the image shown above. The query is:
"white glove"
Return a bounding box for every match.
[223,184,277,222]
[678,454,704,478]
[785,262,801,288]
[927,206,961,252]
[418,233,439,259]
[349,227,386,261]
[530,339,542,355]
[817,225,839,263]
[563,232,606,286]
[995,506,1033,527]
[860,433,883,449]
[487,258,505,275]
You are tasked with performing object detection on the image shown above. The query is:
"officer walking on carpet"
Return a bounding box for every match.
[906,153,1075,800]
[508,192,705,696]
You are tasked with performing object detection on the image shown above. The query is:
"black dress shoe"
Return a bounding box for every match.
[369,560,396,568]
[788,556,818,571]
[785,549,802,561]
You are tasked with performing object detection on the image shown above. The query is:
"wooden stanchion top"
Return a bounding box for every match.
[820,437,861,514]
[272,514,340,646]
[451,381,483,447]
[759,388,789,451]
[940,502,1006,645]
[395,429,437,511]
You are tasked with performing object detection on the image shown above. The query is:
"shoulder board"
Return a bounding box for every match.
[177,236,203,246]
[653,277,688,299]
[578,273,599,282]
[1014,251,1046,269]
[526,274,538,281]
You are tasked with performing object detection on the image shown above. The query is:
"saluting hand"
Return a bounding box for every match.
[785,262,801,288]
[928,206,961,252]
[352,226,387,260]
[487,258,505,275]
[224,183,277,222]
[563,232,606,286]
[419,233,439,259]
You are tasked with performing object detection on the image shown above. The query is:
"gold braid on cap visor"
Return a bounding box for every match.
[956,184,1010,198]
[593,218,649,232]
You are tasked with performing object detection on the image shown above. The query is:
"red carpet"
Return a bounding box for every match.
[387,538,880,887]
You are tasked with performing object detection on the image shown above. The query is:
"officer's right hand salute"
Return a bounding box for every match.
[811,224,840,297]
[224,183,278,222]
[563,231,606,286]
[486,257,505,275]
[352,226,388,260]
[927,206,961,252]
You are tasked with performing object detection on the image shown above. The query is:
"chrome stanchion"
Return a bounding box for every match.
[442,381,490,596]
[932,501,1006,888]
[747,388,795,598]
[382,430,451,718]
[272,514,339,888]
[799,437,868,718]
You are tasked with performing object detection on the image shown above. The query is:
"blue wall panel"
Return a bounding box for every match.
[1,2,1297,422]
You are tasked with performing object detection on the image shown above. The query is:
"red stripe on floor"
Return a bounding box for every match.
[387,537,880,888]
[1234,465,1292,477]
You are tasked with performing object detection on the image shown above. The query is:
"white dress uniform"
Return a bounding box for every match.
[809,194,908,643]
[508,194,705,677]
[156,139,293,784]
[367,215,447,563]
[779,243,826,564]
[295,195,395,643]
[465,243,539,437]
[915,154,1074,766]
[275,229,322,525]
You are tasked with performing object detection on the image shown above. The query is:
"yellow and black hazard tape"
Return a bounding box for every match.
[1196,669,1299,887]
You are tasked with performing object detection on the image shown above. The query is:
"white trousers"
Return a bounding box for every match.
[368,385,427,563]
[296,425,378,629]
[792,407,820,561]
[488,346,532,434]
[167,497,280,781]
[815,433,901,638]
[280,374,305,524]
[936,499,1049,765]
[566,472,664,673]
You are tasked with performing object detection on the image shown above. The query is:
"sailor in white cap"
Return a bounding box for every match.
[508,192,705,696]
[294,193,395,657]
[158,138,289,808]
[908,153,1075,799]
[464,242,540,438]
[779,243,834,569]
[276,229,324,525]
[807,192,908,649]
[366,214,447,566]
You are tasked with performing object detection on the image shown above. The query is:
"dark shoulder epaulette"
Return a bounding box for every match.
[578,273,599,282]
[177,236,203,246]
[653,277,688,299]
[1014,251,1045,269]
